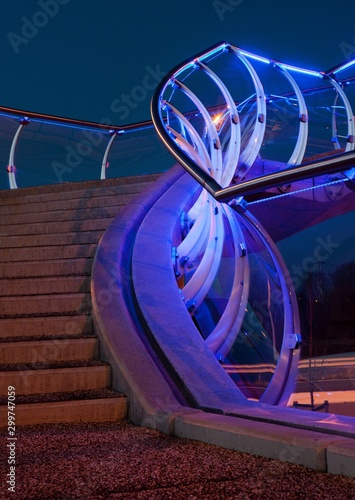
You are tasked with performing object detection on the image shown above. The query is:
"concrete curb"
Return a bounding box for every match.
[173,412,355,475]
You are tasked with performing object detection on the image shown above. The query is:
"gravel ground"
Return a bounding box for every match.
[1,420,355,500]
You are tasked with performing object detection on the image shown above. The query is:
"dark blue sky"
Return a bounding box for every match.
[1,0,355,125]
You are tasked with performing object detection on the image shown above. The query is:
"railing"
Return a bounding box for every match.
[0,106,173,190]
[151,42,355,405]
[151,41,355,202]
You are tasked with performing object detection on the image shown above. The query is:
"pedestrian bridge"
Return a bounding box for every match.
[1,42,355,475]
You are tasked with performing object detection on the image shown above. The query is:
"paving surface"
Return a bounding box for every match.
[1,420,355,499]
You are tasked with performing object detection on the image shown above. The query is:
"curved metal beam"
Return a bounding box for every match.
[173,79,223,183]
[273,63,309,167]
[229,46,267,179]
[7,118,29,189]
[195,60,241,187]
[324,74,355,152]
[101,131,118,180]
[205,204,250,358]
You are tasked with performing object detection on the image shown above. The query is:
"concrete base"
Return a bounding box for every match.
[327,440,355,478]
[174,412,355,473]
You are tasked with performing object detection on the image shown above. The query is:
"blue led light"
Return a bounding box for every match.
[249,177,348,205]
[333,59,355,75]
[199,43,227,62]
[174,62,196,80]
[174,44,227,81]
[278,63,321,78]
[238,50,270,64]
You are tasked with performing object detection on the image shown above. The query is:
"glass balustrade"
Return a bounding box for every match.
[152,42,355,411]
[0,108,174,191]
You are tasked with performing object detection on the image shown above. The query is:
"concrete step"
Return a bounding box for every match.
[0,395,127,426]
[0,175,159,204]
[0,292,91,317]
[0,205,120,228]
[0,315,93,338]
[0,276,90,297]
[0,217,113,236]
[0,338,99,364]
[0,365,111,395]
[0,243,97,263]
[0,191,136,216]
[0,174,162,429]
[0,230,104,249]
[0,257,93,278]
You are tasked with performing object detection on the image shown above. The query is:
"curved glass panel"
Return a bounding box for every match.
[217,212,285,400]
[248,172,355,415]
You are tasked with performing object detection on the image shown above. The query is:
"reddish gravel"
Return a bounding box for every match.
[1,420,355,499]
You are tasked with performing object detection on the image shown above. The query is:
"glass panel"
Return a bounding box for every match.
[157,46,355,190]
[220,213,284,400]
[107,125,173,179]
[248,172,355,416]
[15,120,108,187]
[0,111,174,190]
[178,204,287,402]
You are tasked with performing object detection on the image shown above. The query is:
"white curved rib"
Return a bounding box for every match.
[205,205,250,357]
[182,200,224,309]
[196,60,241,187]
[177,195,211,277]
[326,75,355,152]
[230,48,267,177]
[274,63,309,167]
[164,101,213,173]
[174,79,223,183]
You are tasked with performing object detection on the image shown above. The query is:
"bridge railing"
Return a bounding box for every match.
[150,42,355,406]
[0,107,173,190]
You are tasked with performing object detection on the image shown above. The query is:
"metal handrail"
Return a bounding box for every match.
[0,105,154,133]
[1,106,160,189]
[214,150,355,203]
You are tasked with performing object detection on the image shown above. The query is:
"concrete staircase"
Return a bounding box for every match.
[0,174,159,426]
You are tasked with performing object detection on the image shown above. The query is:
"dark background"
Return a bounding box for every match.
[1,0,355,125]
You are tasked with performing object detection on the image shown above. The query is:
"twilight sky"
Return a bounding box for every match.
[1,0,355,125]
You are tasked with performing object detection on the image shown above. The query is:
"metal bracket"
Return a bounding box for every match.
[185,299,197,313]
[180,211,189,239]
[229,196,248,213]
[172,246,180,277]
[285,333,302,349]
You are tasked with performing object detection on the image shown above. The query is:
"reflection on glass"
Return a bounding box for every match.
[0,109,174,191]
[249,174,355,415]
